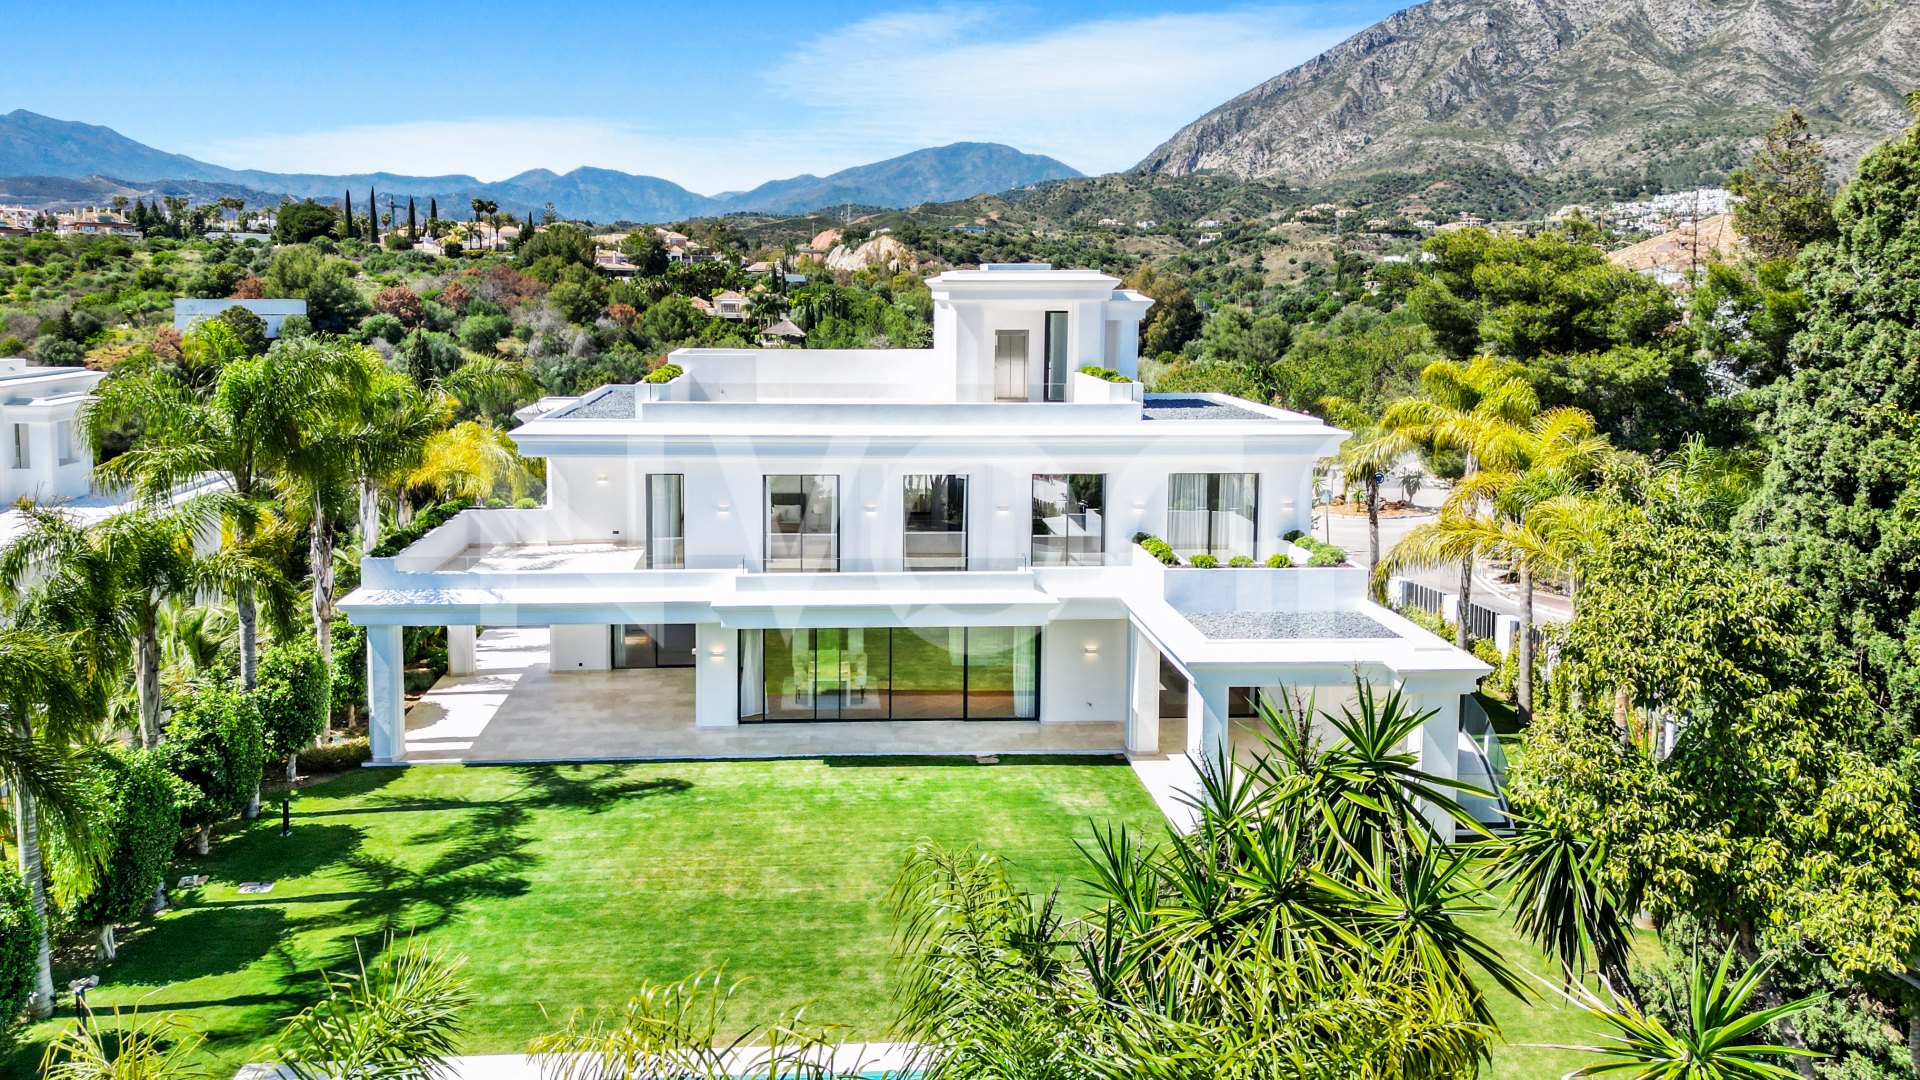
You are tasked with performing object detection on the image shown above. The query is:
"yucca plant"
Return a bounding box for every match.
[274,935,471,1080]
[529,970,860,1079]
[40,1001,212,1080]
[1550,951,1821,1078]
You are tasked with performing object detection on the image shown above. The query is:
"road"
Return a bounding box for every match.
[1314,481,1571,625]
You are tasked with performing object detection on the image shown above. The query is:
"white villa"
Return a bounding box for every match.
[339,264,1486,802]
[0,356,106,503]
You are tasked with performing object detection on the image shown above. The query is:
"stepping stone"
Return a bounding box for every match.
[176,874,209,888]
[975,754,999,764]
[236,881,275,895]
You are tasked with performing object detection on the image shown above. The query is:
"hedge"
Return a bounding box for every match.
[368,499,474,559]
[1077,365,1132,384]
[644,362,684,384]
[0,869,38,1046]
[297,737,372,774]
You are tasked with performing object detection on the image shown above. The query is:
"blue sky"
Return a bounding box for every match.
[1,1,1402,192]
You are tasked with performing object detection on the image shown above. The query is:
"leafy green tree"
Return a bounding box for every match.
[1728,110,1838,261]
[1687,260,1807,389]
[1124,264,1201,357]
[617,230,670,276]
[255,638,331,781]
[1741,98,1920,717]
[162,680,266,854]
[273,200,338,245]
[212,305,269,358]
[51,747,180,960]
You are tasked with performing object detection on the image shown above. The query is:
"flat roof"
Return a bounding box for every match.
[1183,610,1398,641]
[1142,396,1279,422]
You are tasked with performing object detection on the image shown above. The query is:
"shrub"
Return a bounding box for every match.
[1190,554,1219,568]
[1136,535,1179,565]
[643,362,684,384]
[278,313,313,339]
[1130,531,1151,544]
[162,681,266,853]
[55,747,179,956]
[514,497,540,509]
[1265,553,1292,568]
[256,638,332,780]
[1283,528,1306,542]
[1308,546,1344,567]
[330,621,366,720]
[296,737,372,774]
[1077,364,1131,383]
[1228,555,1256,568]
[0,869,39,1046]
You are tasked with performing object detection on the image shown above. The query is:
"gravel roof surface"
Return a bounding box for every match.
[1141,397,1272,421]
[1182,610,1398,640]
[550,387,635,420]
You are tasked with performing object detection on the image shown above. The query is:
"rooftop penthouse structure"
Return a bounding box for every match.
[340,265,1485,807]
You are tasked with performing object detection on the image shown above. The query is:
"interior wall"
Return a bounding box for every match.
[550,623,611,672]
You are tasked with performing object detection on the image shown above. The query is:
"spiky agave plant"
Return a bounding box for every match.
[40,1000,213,1080]
[529,970,860,1080]
[1549,950,1821,1079]
[274,935,471,1080]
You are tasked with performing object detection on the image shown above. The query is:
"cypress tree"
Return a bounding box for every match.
[342,190,353,239]
[407,197,417,240]
[429,196,438,224]
[367,186,379,243]
[1743,93,1920,714]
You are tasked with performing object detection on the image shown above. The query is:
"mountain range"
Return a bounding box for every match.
[1139,0,1920,189]
[0,110,1081,221]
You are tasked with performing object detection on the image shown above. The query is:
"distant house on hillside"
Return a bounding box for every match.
[688,296,714,316]
[595,249,638,276]
[712,291,749,320]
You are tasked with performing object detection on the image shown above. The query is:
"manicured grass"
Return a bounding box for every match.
[12,754,1615,1076]
[14,756,1164,1073]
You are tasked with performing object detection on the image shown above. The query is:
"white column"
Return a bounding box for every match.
[1126,627,1160,755]
[367,625,407,764]
[447,625,477,676]
[1406,682,1463,836]
[1185,676,1231,766]
[694,622,738,729]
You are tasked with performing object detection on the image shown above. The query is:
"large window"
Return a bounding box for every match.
[646,474,684,569]
[1042,311,1069,402]
[741,626,1038,722]
[612,623,695,668]
[11,424,27,470]
[903,474,966,570]
[765,474,838,572]
[993,330,1028,401]
[1031,473,1105,566]
[1166,473,1258,560]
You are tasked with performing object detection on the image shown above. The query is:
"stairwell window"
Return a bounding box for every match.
[1042,311,1069,402]
[903,474,967,570]
[1032,473,1104,566]
[765,474,839,572]
[56,421,78,466]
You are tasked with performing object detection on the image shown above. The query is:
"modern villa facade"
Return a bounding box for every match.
[0,356,106,503]
[339,265,1486,796]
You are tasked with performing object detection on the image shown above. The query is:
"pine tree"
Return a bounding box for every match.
[1742,95,1920,714]
[367,186,379,243]
[1728,110,1839,260]
[407,197,417,240]
[342,190,353,240]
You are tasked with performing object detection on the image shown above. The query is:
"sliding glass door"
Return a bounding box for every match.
[765,474,838,572]
[903,474,966,570]
[1031,473,1105,566]
[741,626,1039,722]
[1166,473,1257,560]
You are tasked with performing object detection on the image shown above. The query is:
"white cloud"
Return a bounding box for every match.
[185,4,1361,190]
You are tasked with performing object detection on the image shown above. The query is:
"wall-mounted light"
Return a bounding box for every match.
[716,501,731,513]
[996,502,1010,512]
[1130,499,1146,510]
[864,502,878,513]
[595,473,610,484]
[1084,644,1100,655]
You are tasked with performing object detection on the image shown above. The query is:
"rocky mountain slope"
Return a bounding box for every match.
[1138,0,1920,187]
[0,111,1080,221]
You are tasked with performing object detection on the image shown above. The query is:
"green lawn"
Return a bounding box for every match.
[13,755,1609,1076]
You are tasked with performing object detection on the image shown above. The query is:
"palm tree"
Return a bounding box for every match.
[407,421,536,504]
[1323,396,1417,598]
[0,499,280,748]
[1380,357,1538,648]
[348,366,453,557]
[1551,951,1821,1079]
[438,354,537,423]
[81,344,316,689]
[0,628,102,1019]
[1492,814,1634,991]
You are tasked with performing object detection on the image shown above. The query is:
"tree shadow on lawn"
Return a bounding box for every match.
[507,763,693,813]
[822,753,1134,769]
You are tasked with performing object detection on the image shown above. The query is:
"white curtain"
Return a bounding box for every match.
[738,631,764,719]
[1166,473,1209,556]
[1011,628,1038,719]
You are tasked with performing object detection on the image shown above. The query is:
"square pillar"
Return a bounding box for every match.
[694,622,738,729]
[1126,627,1160,755]
[1186,676,1230,766]
[447,625,477,676]
[366,625,407,764]
[1404,682,1463,836]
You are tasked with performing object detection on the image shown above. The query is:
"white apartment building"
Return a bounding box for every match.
[0,356,106,503]
[340,265,1485,797]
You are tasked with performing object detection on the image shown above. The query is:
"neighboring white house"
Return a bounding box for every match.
[339,264,1485,803]
[0,356,106,503]
[173,298,308,339]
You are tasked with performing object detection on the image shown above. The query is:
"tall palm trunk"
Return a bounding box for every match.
[135,609,161,748]
[11,782,54,1019]
[1456,558,1474,649]
[1365,477,1383,602]
[1516,565,1534,718]
[235,476,260,692]
[311,490,335,665]
[358,479,381,556]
